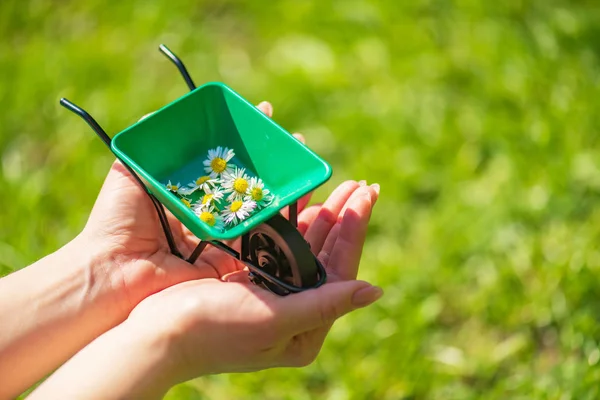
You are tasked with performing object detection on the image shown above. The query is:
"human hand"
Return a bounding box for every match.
[2,101,325,399]
[30,179,381,399]
[79,101,311,318]
[28,114,382,398]
[121,179,380,384]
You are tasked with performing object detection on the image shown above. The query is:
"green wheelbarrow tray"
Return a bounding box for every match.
[59,45,330,296]
[112,81,331,241]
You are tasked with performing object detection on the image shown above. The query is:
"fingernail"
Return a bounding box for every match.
[258,101,273,116]
[358,180,367,187]
[352,285,384,307]
[370,183,380,195]
[293,133,306,144]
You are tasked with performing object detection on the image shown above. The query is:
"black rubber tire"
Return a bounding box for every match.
[249,214,318,289]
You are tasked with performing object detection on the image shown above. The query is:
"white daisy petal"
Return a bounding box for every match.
[203,147,235,178]
[177,186,195,196]
[221,199,256,226]
[196,205,225,231]
[164,180,183,194]
[187,175,218,193]
[244,176,274,208]
[180,197,193,208]
[199,186,225,207]
[192,202,208,215]
[222,167,251,201]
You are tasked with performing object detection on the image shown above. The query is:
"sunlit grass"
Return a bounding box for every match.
[2,1,600,398]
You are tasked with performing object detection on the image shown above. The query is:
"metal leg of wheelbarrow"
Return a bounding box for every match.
[241,233,250,260]
[190,215,326,296]
[187,201,296,266]
[289,202,297,228]
[187,241,209,264]
[59,98,184,259]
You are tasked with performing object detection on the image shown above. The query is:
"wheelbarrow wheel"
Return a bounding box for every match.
[248,214,319,294]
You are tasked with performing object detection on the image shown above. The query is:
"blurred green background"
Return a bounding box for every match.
[3,0,600,398]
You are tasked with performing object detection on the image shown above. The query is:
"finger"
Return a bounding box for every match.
[108,158,195,253]
[280,193,312,220]
[318,184,373,258]
[272,116,312,227]
[293,132,305,144]
[292,133,311,209]
[326,189,373,281]
[370,183,380,204]
[317,223,340,268]
[297,204,322,236]
[317,184,375,266]
[221,270,250,283]
[139,112,154,121]
[298,193,312,212]
[98,160,150,206]
[304,181,360,254]
[257,101,273,118]
[339,181,377,216]
[279,132,310,220]
[276,280,383,335]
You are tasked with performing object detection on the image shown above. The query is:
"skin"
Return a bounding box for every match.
[30,178,381,399]
[0,102,382,399]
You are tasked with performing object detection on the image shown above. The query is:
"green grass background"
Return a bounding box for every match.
[2,0,600,398]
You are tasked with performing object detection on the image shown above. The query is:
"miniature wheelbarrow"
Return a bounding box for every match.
[60,45,330,296]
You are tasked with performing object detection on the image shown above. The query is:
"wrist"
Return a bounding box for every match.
[118,319,181,392]
[30,320,177,399]
[0,233,135,399]
[57,232,131,325]
[75,228,177,320]
[103,320,179,397]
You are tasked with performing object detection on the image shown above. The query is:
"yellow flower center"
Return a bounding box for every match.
[202,194,214,204]
[210,157,227,173]
[230,200,243,213]
[196,176,210,185]
[181,198,191,207]
[167,184,178,192]
[199,211,216,226]
[251,187,263,201]
[233,178,248,194]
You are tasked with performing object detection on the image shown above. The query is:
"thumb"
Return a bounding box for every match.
[277,280,383,336]
[257,101,273,118]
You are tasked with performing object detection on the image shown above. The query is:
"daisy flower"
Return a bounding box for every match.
[244,177,273,208]
[198,186,225,208]
[180,197,193,208]
[222,167,251,201]
[187,175,217,193]
[196,206,225,231]
[177,186,195,196]
[222,199,256,226]
[164,180,194,196]
[165,180,181,193]
[203,146,235,178]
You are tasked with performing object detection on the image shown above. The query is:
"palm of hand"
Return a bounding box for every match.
[81,103,281,310]
[82,160,248,309]
[126,177,378,380]
[81,102,378,328]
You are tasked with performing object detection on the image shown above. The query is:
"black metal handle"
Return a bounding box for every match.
[60,98,112,148]
[159,44,196,91]
[59,98,183,259]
